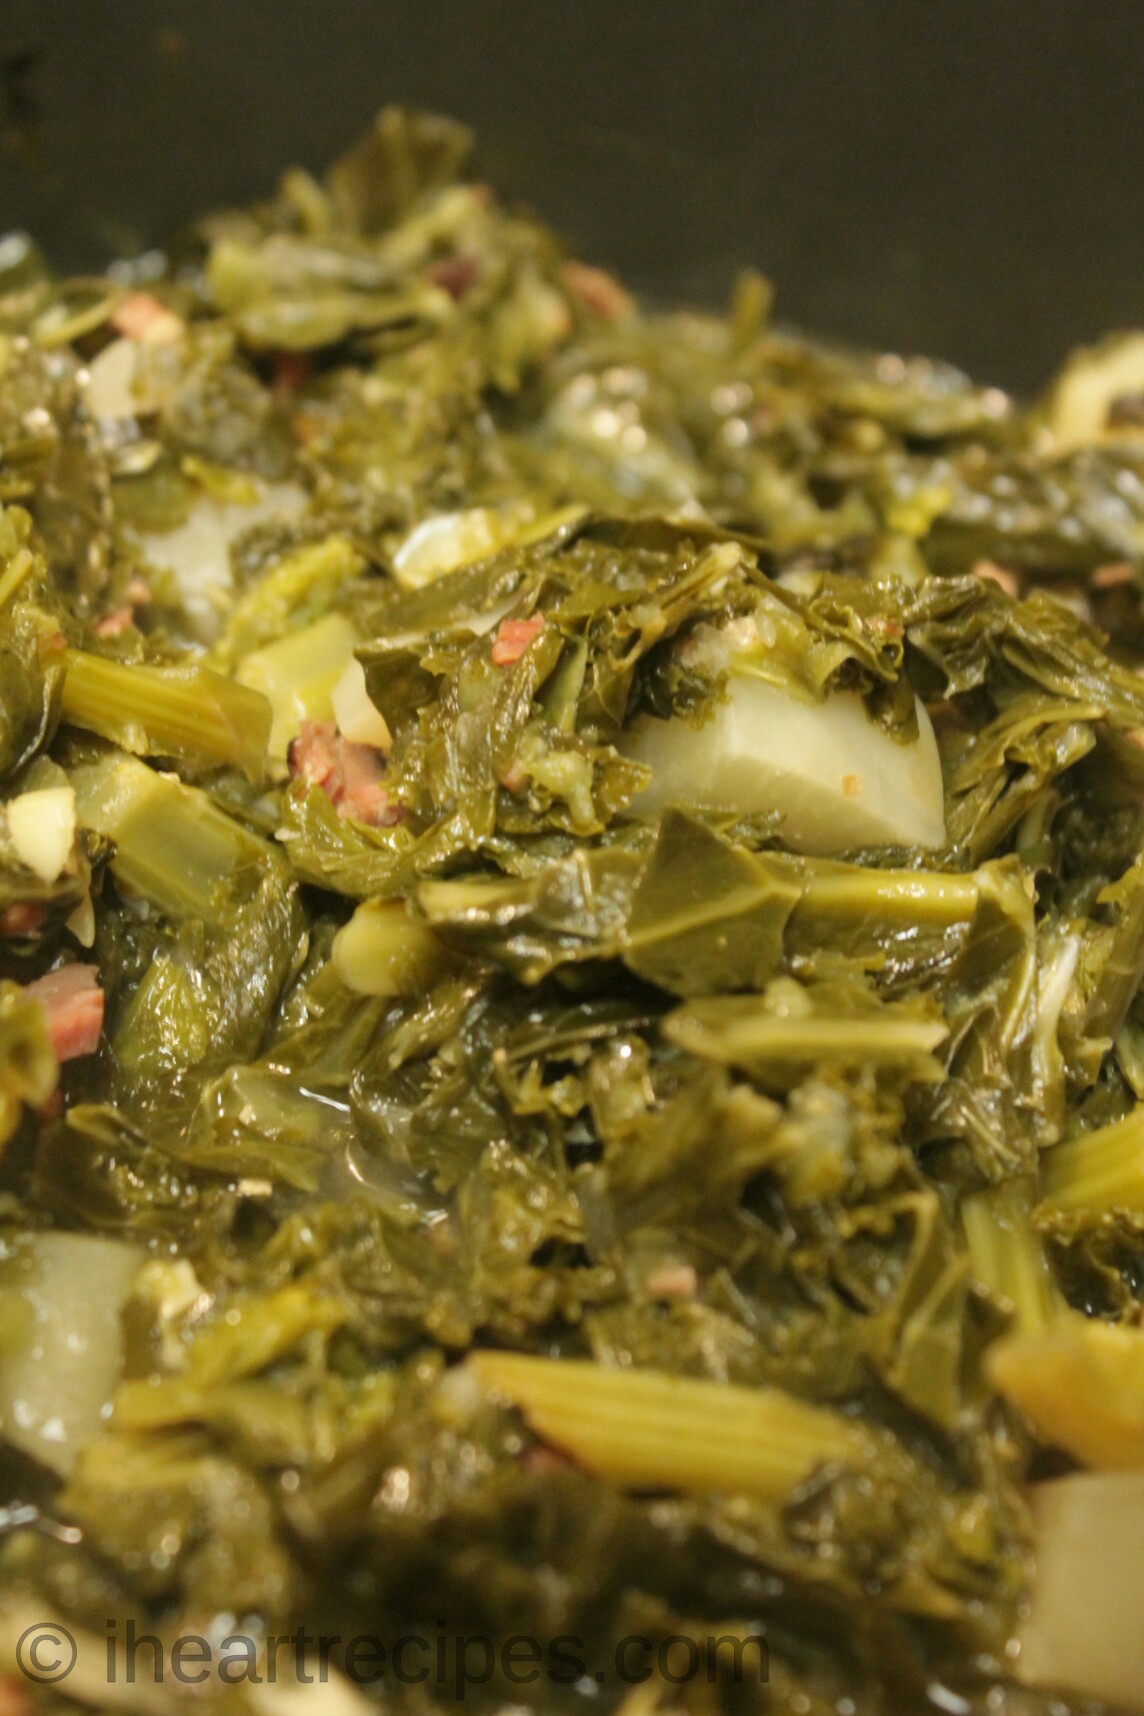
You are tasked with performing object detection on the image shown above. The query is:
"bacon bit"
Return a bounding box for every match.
[646,1263,699,1300]
[424,1216,458,1258]
[289,719,341,790]
[491,614,545,667]
[429,253,480,300]
[287,720,402,827]
[94,604,135,638]
[841,773,862,798]
[499,760,529,794]
[1093,561,1137,590]
[0,900,47,938]
[520,1443,576,1475]
[973,559,1019,598]
[127,574,153,604]
[0,1675,32,1716]
[34,1087,63,1122]
[272,350,313,402]
[562,260,634,323]
[111,291,184,345]
[25,964,104,1062]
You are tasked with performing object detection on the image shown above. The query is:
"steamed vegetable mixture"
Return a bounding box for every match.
[7,108,1144,1715]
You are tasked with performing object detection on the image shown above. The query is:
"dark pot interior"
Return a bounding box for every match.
[1,0,1143,395]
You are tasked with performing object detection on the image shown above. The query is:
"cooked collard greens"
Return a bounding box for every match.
[5,106,1144,1716]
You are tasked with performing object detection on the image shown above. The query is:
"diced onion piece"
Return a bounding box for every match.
[1019,1471,1144,1708]
[332,899,448,997]
[621,677,946,854]
[237,611,358,764]
[6,785,76,882]
[331,658,393,751]
[0,1232,142,1475]
[134,482,307,642]
[391,508,503,590]
[1047,331,1144,452]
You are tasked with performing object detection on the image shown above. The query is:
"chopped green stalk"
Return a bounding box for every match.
[665,997,947,1078]
[70,751,277,925]
[332,897,450,995]
[988,1318,1144,1470]
[985,1167,1144,1469]
[61,649,271,780]
[961,1181,1062,1334]
[469,1353,875,1499]
[236,610,358,764]
[1039,1106,1144,1217]
[793,868,981,932]
[0,542,35,611]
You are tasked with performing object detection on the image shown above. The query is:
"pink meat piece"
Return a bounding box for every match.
[0,901,47,938]
[429,253,480,299]
[491,614,545,666]
[0,1675,32,1716]
[287,721,400,827]
[288,719,341,792]
[973,559,1020,598]
[25,964,104,1062]
[645,1263,699,1300]
[272,350,313,401]
[1093,561,1137,589]
[561,260,633,322]
[110,291,184,345]
[94,605,135,638]
[519,1444,576,1475]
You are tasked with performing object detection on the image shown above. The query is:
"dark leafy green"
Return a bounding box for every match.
[3,104,1144,1716]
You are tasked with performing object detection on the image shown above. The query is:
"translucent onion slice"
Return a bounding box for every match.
[621,676,946,854]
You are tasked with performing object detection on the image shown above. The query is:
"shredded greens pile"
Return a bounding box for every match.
[7,107,1144,1716]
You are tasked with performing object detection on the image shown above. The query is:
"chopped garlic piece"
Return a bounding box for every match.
[6,784,76,882]
[65,892,96,948]
[82,336,142,419]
